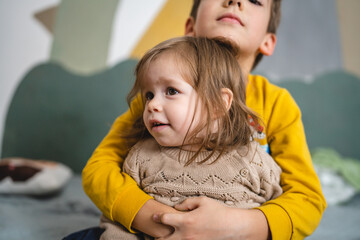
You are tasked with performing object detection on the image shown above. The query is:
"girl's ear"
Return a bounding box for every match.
[212,88,233,120]
[259,33,277,56]
[185,17,196,36]
[221,88,233,112]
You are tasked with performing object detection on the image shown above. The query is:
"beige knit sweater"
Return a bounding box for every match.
[99,138,282,240]
[124,138,282,208]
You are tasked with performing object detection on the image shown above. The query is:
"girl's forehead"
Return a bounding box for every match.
[155,52,194,77]
[139,52,194,86]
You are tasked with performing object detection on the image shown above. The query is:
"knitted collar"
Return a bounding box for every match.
[159,146,227,165]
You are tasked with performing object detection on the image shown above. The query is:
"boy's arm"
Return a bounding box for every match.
[257,89,327,239]
[82,95,175,236]
[255,146,283,201]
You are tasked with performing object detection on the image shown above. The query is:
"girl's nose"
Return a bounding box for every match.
[147,97,162,112]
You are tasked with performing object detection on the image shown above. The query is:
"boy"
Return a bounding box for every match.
[82,0,326,239]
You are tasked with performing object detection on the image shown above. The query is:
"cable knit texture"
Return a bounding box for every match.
[100,138,282,239]
[125,138,282,208]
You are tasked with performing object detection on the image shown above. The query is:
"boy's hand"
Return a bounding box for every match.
[153,197,270,240]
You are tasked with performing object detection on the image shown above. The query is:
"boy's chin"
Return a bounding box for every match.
[197,32,240,48]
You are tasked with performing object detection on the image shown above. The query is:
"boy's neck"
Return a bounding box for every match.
[237,54,255,84]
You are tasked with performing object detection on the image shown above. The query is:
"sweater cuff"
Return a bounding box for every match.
[256,203,293,240]
[111,185,153,233]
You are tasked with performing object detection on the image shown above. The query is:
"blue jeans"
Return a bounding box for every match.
[63,227,104,240]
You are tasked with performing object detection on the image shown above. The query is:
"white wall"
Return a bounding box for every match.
[107,0,166,66]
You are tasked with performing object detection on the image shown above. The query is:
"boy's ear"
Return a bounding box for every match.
[259,33,277,56]
[185,17,195,36]
[221,88,233,112]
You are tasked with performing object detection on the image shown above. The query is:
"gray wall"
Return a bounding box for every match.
[257,0,342,81]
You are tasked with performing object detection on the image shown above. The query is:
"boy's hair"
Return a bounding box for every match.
[190,0,282,70]
[127,36,261,165]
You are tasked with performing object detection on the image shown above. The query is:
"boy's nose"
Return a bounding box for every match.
[225,0,241,7]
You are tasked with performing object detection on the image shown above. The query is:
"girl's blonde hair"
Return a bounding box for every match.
[127,36,261,165]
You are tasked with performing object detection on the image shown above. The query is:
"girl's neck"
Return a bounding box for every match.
[180,142,203,152]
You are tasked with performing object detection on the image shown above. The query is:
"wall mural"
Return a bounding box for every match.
[0,0,359,160]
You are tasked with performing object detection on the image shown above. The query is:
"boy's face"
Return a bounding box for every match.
[141,53,204,149]
[186,0,275,58]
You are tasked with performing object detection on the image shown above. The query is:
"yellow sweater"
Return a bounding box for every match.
[82,75,326,240]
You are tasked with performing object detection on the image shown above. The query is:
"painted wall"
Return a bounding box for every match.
[337,0,360,77]
[0,0,359,156]
[0,0,60,156]
[259,0,342,80]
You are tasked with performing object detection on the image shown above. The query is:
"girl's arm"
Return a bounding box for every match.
[132,199,178,237]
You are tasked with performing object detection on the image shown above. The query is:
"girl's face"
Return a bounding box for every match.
[141,53,204,149]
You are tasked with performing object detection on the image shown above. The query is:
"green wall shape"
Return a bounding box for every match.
[51,0,120,74]
[277,70,360,160]
[2,59,137,173]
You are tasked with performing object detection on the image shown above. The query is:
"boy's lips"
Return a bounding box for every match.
[217,13,244,26]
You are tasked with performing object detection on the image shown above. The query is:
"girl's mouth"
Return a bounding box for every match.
[150,120,170,130]
[153,122,166,127]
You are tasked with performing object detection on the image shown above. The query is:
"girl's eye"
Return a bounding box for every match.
[249,0,262,6]
[145,92,154,100]
[166,87,179,96]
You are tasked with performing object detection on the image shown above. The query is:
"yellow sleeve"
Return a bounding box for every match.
[82,95,152,233]
[248,76,327,240]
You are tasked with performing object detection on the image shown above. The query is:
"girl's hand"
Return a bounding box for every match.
[153,197,270,240]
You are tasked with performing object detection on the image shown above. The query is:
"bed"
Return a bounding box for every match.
[0,176,100,239]
[1,175,359,240]
[1,61,359,239]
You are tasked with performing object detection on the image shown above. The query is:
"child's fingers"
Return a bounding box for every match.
[174,196,206,211]
[154,212,184,229]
